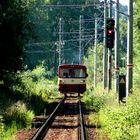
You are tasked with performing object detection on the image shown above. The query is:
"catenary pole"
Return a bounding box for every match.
[79,15,82,64]
[94,18,98,88]
[126,0,133,95]
[103,0,108,89]
[81,15,84,64]
[109,0,112,18]
[59,18,64,65]
[79,15,84,64]
[114,0,119,93]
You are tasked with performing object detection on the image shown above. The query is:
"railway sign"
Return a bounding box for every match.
[119,78,125,84]
[119,75,126,103]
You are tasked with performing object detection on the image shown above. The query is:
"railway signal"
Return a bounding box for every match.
[106,18,115,49]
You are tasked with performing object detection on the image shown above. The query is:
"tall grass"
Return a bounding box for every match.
[100,92,140,140]
[82,83,118,112]
[5,101,34,127]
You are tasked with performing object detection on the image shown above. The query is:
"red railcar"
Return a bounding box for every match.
[58,64,88,94]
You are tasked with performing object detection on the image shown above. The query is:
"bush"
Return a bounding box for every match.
[0,116,5,138]
[5,101,34,128]
[9,65,59,114]
[82,84,116,112]
[88,113,101,127]
[11,66,58,100]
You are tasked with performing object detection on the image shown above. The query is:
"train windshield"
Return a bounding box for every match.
[59,68,86,78]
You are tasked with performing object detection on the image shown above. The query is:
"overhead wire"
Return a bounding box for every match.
[25,2,107,55]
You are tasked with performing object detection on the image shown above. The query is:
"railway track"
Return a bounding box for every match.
[78,99,87,140]
[31,94,87,140]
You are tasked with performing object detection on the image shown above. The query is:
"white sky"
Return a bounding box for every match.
[119,0,129,6]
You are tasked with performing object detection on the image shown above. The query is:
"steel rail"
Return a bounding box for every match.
[79,99,87,140]
[31,96,66,140]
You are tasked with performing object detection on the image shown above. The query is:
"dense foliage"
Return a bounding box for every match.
[0,65,59,139]
[84,43,103,87]
[133,1,140,88]
[0,0,30,79]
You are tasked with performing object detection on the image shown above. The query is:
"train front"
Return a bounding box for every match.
[58,64,88,94]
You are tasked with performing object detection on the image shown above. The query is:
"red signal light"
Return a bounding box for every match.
[108,30,113,34]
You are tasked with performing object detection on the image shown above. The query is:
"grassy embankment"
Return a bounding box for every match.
[82,84,140,140]
[0,66,60,140]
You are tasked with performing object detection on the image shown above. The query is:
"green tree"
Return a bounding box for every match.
[84,43,103,87]
[0,0,30,79]
[133,2,140,88]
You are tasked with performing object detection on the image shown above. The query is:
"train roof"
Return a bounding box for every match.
[58,64,87,69]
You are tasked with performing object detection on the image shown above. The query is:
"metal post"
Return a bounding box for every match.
[94,18,98,88]
[79,15,82,64]
[103,0,108,89]
[59,18,64,65]
[107,50,112,90]
[107,0,112,91]
[81,15,84,64]
[109,0,112,18]
[126,0,133,95]
[59,18,61,65]
[114,0,120,93]
[79,15,84,64]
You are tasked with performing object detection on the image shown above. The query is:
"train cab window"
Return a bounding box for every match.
[59,67,86,78]
[63,72,68,77]
[79,69,86,77]
[60,68,69,77]
[70,68,86,78]
[74,69,86,77]
[69,69,75,78]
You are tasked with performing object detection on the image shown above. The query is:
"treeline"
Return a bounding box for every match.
[24,0,102,71]
[0,0,130,81]
[0,0,102,80]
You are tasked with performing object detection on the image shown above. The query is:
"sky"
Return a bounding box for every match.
[119,0,129,6]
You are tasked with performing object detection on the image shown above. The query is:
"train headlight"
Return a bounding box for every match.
[60,80,65,83]
[80,80,85,83]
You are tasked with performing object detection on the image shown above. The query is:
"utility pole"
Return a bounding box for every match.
[114,0,119,93]
[59,18,64,65]
[94,18,98,88]
[126,0,133,95]
[103,0,108,89]
[107,0,113,91]
[79,15,84,64]
[109,0,112,18]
